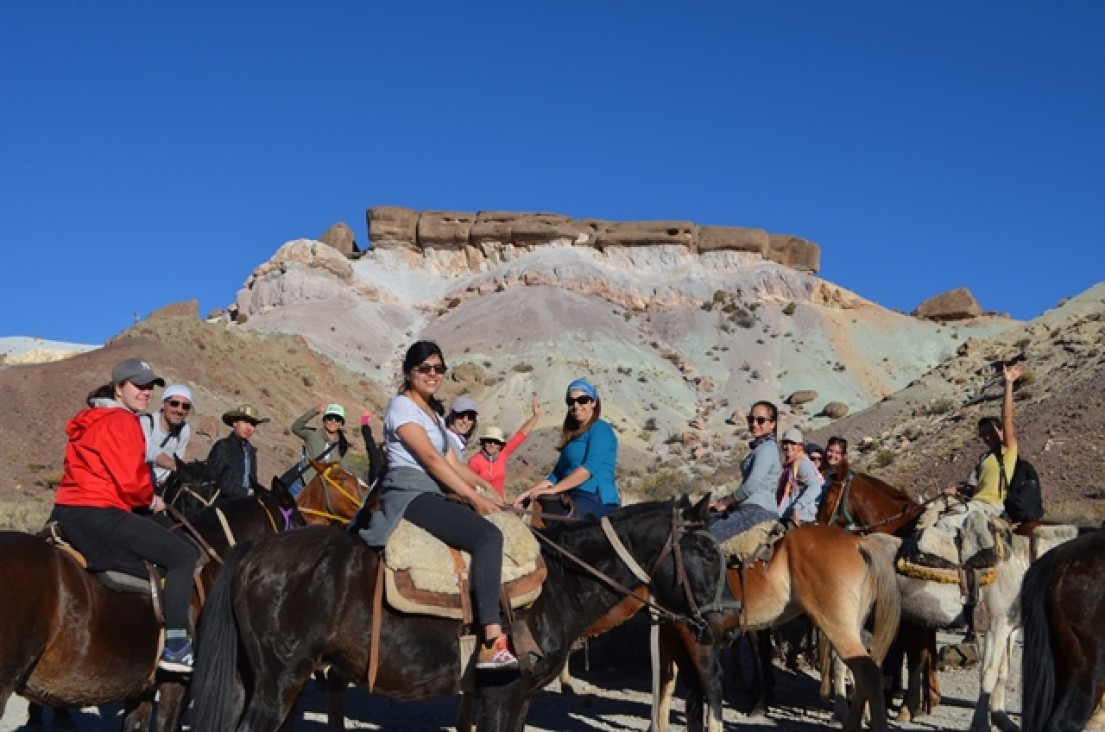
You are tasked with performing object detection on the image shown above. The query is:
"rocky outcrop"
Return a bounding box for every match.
[913,288,983,321]
[364,205,821,274]
[319,222,356,256]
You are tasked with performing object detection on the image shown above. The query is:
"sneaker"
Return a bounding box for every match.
[476,635,519,671]
[158,639,194,673]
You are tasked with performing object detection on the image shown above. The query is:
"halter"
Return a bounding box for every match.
[297,463,369,525]
[527,503,730,643]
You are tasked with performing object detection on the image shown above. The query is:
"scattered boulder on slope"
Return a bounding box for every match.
[913,287,983,321]
[787,390,818,406]
[821,401,849,419]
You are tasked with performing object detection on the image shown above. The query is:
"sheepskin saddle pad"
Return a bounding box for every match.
[903,497,1011,572]
[718,520,781,565]
[896,556,997,586]
[383,511,546,620]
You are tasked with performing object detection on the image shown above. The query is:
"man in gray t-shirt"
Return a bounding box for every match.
[142,383,193,487]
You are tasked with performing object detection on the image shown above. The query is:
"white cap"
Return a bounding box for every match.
[162,384,193,403]
[780,427,805,444]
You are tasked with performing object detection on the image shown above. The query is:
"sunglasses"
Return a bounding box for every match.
[453,410,477,420]
[746,415,771,425]
[809,454,823,462]
[565,395,593,406]
[166,399,192,411]
[322,415,344,422]
[413,363,447,375]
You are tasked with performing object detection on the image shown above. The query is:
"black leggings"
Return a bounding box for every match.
[403,494,504,627]
[51,505,200,631]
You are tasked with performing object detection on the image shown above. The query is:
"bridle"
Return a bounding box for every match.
[297,463,369,525]
[524,503,732,643]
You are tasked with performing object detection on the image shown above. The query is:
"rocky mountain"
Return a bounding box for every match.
[2,207,1098,529]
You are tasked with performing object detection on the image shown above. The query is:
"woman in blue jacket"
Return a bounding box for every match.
[513,379,620,518]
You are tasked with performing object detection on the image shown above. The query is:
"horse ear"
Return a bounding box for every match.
[689,494,711,522]
[270,477,296,508]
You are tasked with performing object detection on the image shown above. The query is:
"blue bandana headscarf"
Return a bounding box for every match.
[566,378,598,400]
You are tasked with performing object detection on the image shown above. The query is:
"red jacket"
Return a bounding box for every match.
[467,430,529,498]
[55,405,154,511]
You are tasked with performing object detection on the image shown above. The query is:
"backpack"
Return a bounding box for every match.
[1000,457,1043,523]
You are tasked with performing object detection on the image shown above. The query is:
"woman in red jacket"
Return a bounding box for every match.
[49,359,200,673]
[467,397,541,499]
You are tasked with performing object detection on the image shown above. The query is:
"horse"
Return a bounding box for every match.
[190,497,732,732]
[294,459,370,526]
[0,472,303,732]
[160,457,223,521]
[818,471,1032,732]
[1021,528,1105,732]
[652,523,902,732]
[816,471,941,722]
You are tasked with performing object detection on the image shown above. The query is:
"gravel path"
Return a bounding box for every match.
[0,632,1017,731]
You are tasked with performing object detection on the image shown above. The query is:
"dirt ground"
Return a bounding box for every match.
[0,631,1016,731]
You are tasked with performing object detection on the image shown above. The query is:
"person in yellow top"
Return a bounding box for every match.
[947,359,1027,508]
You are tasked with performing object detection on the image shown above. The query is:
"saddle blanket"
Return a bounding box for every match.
[905,497,1010,571]
[383,511,546,619]
[718,520,779,565]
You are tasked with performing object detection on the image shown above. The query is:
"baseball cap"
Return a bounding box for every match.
[323,403,346,421]
[111,359,165,388]
[450,396,478,415]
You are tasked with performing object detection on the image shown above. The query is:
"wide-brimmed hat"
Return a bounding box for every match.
[222,404,270,427]
[479,426,506,444]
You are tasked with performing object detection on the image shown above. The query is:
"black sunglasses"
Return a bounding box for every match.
[453,410,477,420]
[167,399,192,411]
[746,415,771,425]
[413,363,447,375]
[565,395,593,406]
[322,414,344,422]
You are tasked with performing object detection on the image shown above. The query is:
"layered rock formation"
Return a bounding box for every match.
[365,206,821,274]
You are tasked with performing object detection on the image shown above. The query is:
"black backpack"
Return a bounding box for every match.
[1000,456,1044,523]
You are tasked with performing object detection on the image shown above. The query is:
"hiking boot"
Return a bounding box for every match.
[158,639,194,673]
[476,635,519,671]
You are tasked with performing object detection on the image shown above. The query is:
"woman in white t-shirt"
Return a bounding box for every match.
[357,341,517,671]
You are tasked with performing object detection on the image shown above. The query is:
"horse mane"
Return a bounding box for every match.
[855,472,917,505]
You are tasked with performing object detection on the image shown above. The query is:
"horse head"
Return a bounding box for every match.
[162,458,222,521]
[296,460,369,526]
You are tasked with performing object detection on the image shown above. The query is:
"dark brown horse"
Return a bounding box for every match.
[816,470,940,722]
[1021,528,1105,732]
[0,472,303,732]
[190,497,732,732]
[294,459,370,526]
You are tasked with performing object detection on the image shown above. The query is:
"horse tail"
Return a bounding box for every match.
[858,534,901,665]
[191,540,254,732]
[1020,554,1056,732]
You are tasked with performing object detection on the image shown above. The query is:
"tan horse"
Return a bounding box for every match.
[653,523,902,732]
[294,459,370,526]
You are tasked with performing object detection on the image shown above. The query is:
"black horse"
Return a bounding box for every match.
[191,497,730,731]
[160,458,223,521]
[1021,528,1105,732]
[0,481,303,732]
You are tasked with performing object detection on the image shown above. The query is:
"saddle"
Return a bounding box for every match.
[901,496,1012,573]
[718,519,785,566]
[40,519,208,596]
[382,511,546,620]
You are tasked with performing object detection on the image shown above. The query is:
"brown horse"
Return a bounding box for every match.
[0,476,303,732]
[653,523,902,732]
[294,459,370,526]
[1021,528,1105,732]
[816,471,941,722]
[190,498,733,732]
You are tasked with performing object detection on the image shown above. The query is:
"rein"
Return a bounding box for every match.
[525,505,722,639]
[298,464,368,525]
[837,491,944,535]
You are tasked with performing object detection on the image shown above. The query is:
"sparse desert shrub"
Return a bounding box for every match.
[634,467,699,501]
[512,363,533,373]
[872,449,895,468]
[782,302,797,316]
[1014,337,1031,349]
[923,397,955,416]
[644,417,659,431]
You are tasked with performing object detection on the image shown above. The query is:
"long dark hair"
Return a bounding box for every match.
[557,397,602,450]
[86,383,115,406]
[400,340,446,416]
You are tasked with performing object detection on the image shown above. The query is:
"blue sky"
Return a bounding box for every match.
[2,3,1103,344]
